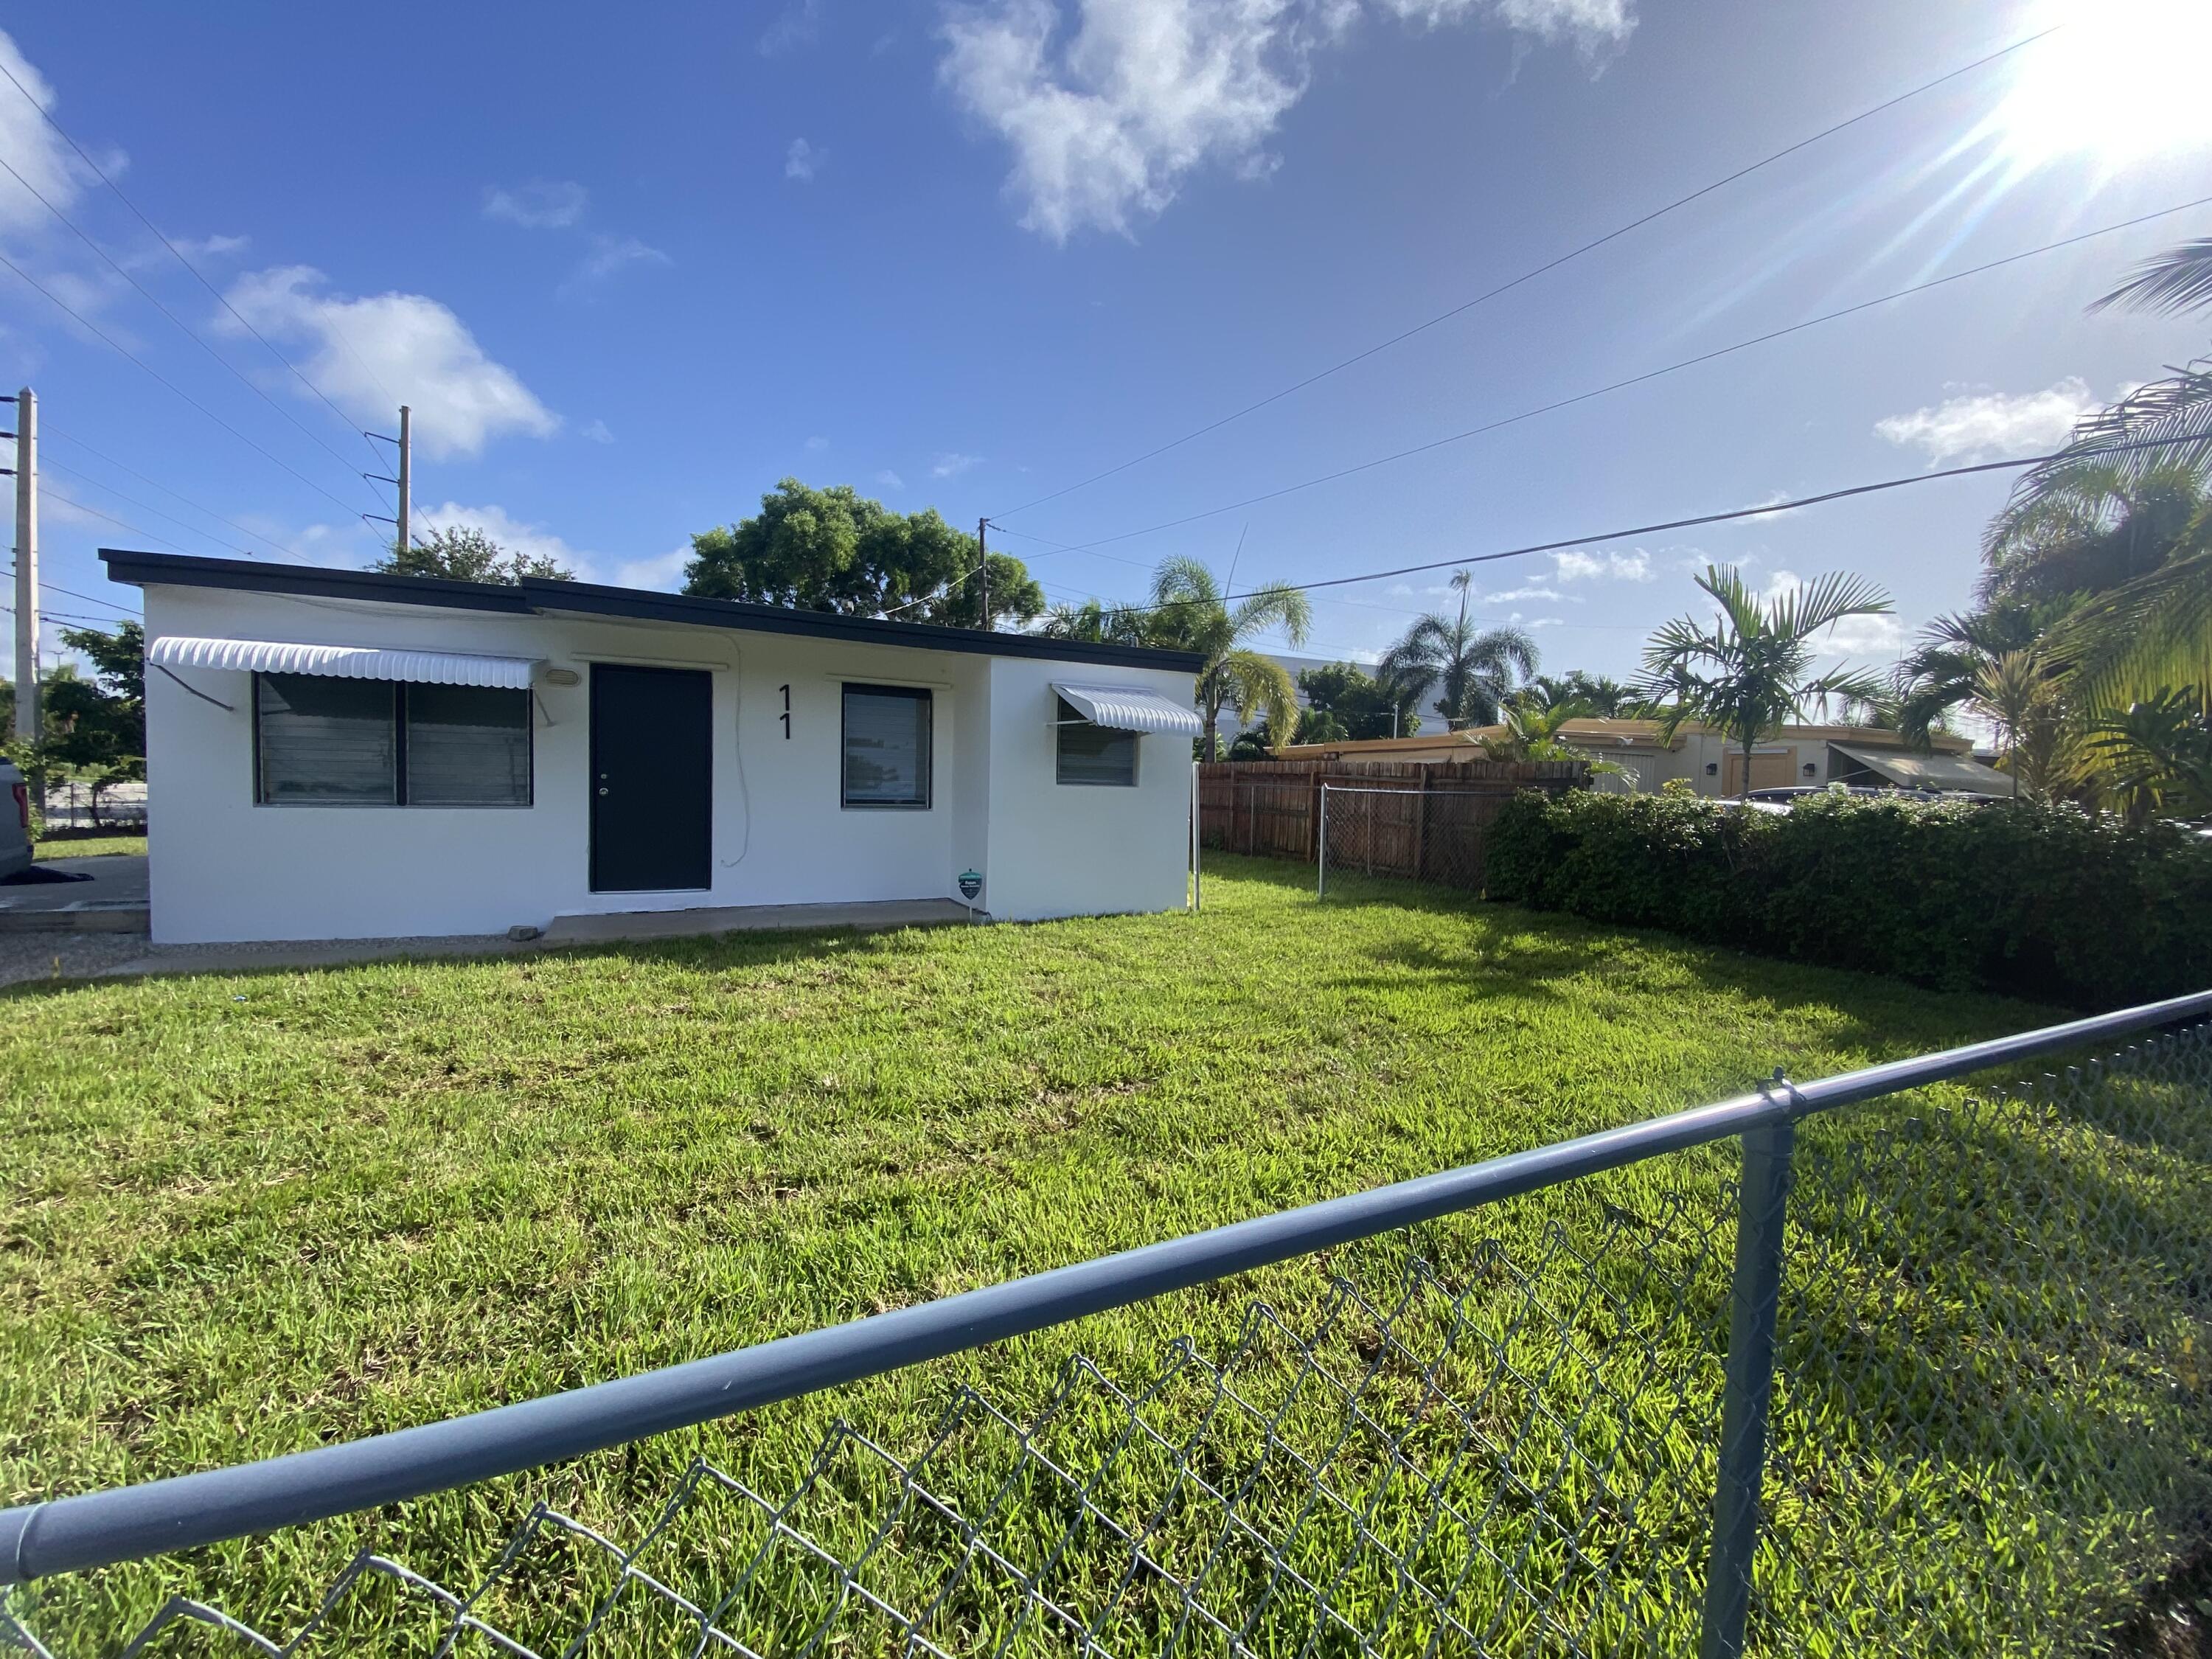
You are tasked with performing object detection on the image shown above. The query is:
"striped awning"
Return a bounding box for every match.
[1051,682,1203,736]
[147,636,538,690]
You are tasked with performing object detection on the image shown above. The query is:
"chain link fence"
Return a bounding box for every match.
[4,1008,2209,1658]
[1318,784,1508,897]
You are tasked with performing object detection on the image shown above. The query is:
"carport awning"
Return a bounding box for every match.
[1830,742,2014,795]
[148,636,538,690]
[1051,682,1204,736]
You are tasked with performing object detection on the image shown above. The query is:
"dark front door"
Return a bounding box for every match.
[591,664,712,892]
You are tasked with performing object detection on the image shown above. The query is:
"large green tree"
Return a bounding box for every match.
[1296,661,1421,740]
[684,479,1042,629]
[374,526,577,584]
[1379,570,1538,728]
[1639,566,1892,798]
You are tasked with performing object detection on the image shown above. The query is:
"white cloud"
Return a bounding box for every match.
[1874,378,2100,467]
[931,451,983,476]
[560,234,670,297]
[168,232,248,260]
[616,545,693,591]
[804,434,830,452]
[1384,582,1413,597]
[938,0,1634,242]
[1755,569,1906,657]
[761,0,825,54]
[420,502,597,579]
[1482,583,1567,602]
[482,180,590,229]
[876,468,905,490]
[0,29,102,237]
[580,419,616,444]
[1552,547,1653,582]
[786,138,821,181]
[220,266,557,460]
[1526,616,1565,629]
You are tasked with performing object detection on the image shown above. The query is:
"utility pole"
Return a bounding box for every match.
[394,403,411,559]
[10,386,35,754]
[976,516,990,632]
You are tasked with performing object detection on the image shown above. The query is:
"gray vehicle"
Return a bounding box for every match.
[0,759,29,878]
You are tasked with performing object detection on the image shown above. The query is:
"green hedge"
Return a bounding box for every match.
[1484,790,2212,1008]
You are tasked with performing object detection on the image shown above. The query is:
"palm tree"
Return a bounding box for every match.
[1380,571,1539,728]
[1638,566,1892,799]
[1980,460,2209,606]
[1144,556,1312,762]
[1891,604,2055,748]
[1037,597,1155,647]
[1997,239,2212,707]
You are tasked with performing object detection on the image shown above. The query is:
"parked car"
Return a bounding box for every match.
[0,759,30,879]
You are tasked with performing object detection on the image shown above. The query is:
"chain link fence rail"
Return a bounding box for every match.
[4,995,2211,1657]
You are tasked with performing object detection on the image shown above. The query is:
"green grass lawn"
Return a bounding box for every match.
[28,831,145,860]
[1,858,2202,1655]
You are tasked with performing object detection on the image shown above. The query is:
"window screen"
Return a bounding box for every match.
[406,684,532,806]
[1056,696,1139,786]
[256,675,397,804]
[255,674,531,806]
[842,684,931,807]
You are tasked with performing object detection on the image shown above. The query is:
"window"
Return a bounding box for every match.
[254,673,532,807]
[842,684,932,807]
[1056,696,1139,787]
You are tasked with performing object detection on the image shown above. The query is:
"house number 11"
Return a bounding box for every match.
[779,684,790,738]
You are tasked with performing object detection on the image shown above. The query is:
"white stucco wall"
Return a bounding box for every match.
[141,585,1194,942]
[975,657,1197,922]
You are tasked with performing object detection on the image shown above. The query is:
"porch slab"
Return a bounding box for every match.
[89,896,982,981]
[542,897,978,944]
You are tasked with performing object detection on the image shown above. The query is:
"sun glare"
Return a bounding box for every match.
[1996,0,2212,167]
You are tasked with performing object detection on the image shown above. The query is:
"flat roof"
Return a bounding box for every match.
[100,549,1208,674]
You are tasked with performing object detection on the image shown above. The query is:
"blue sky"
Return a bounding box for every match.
[5,0,2211,686]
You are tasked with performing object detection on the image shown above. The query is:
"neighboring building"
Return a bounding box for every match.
[107,550,1205,944]
[1276,718,2015,798]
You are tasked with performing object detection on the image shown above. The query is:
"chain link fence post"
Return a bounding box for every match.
[1698,1107,1798,1659]
[1316,782,1329,900]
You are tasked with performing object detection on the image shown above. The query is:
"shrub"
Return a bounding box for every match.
[1485,790,2212,1007]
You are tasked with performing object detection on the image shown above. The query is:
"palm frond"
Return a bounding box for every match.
[1229,580,1312,650]
[2048,543,2212,710]
[2090,238,2212,318]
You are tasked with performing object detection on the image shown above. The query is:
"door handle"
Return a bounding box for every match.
[597,787,609,796]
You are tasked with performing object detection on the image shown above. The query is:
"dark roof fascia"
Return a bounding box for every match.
[100,549,1206,674]
[519,577,1207,672]
[100,549,532,615]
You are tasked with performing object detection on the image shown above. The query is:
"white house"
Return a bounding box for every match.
[107,550,1206,945]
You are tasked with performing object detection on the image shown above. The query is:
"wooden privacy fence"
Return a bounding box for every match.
[1197,757,1586,891]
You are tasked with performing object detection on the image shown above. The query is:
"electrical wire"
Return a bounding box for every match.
[40,485,213,560]
[0,249,366,515]
[38,423,307,560]
[0,150,382,501]
[1055,432,2207,627]
[40,456,305,563]
[0,53,396,434]
[990,21,2065,522]
[990,195,2212,566]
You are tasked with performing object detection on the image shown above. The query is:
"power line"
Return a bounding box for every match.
[0,249,365,515]
[1068,433,2203,627]
[41,454,288,562]
[0,54,395,437]
[41,485,215,560]
[998,195,2212,564]
[990,21,2065,522]
[0,149,380,500]
[38,422,335,560]
[2,567,142,619]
